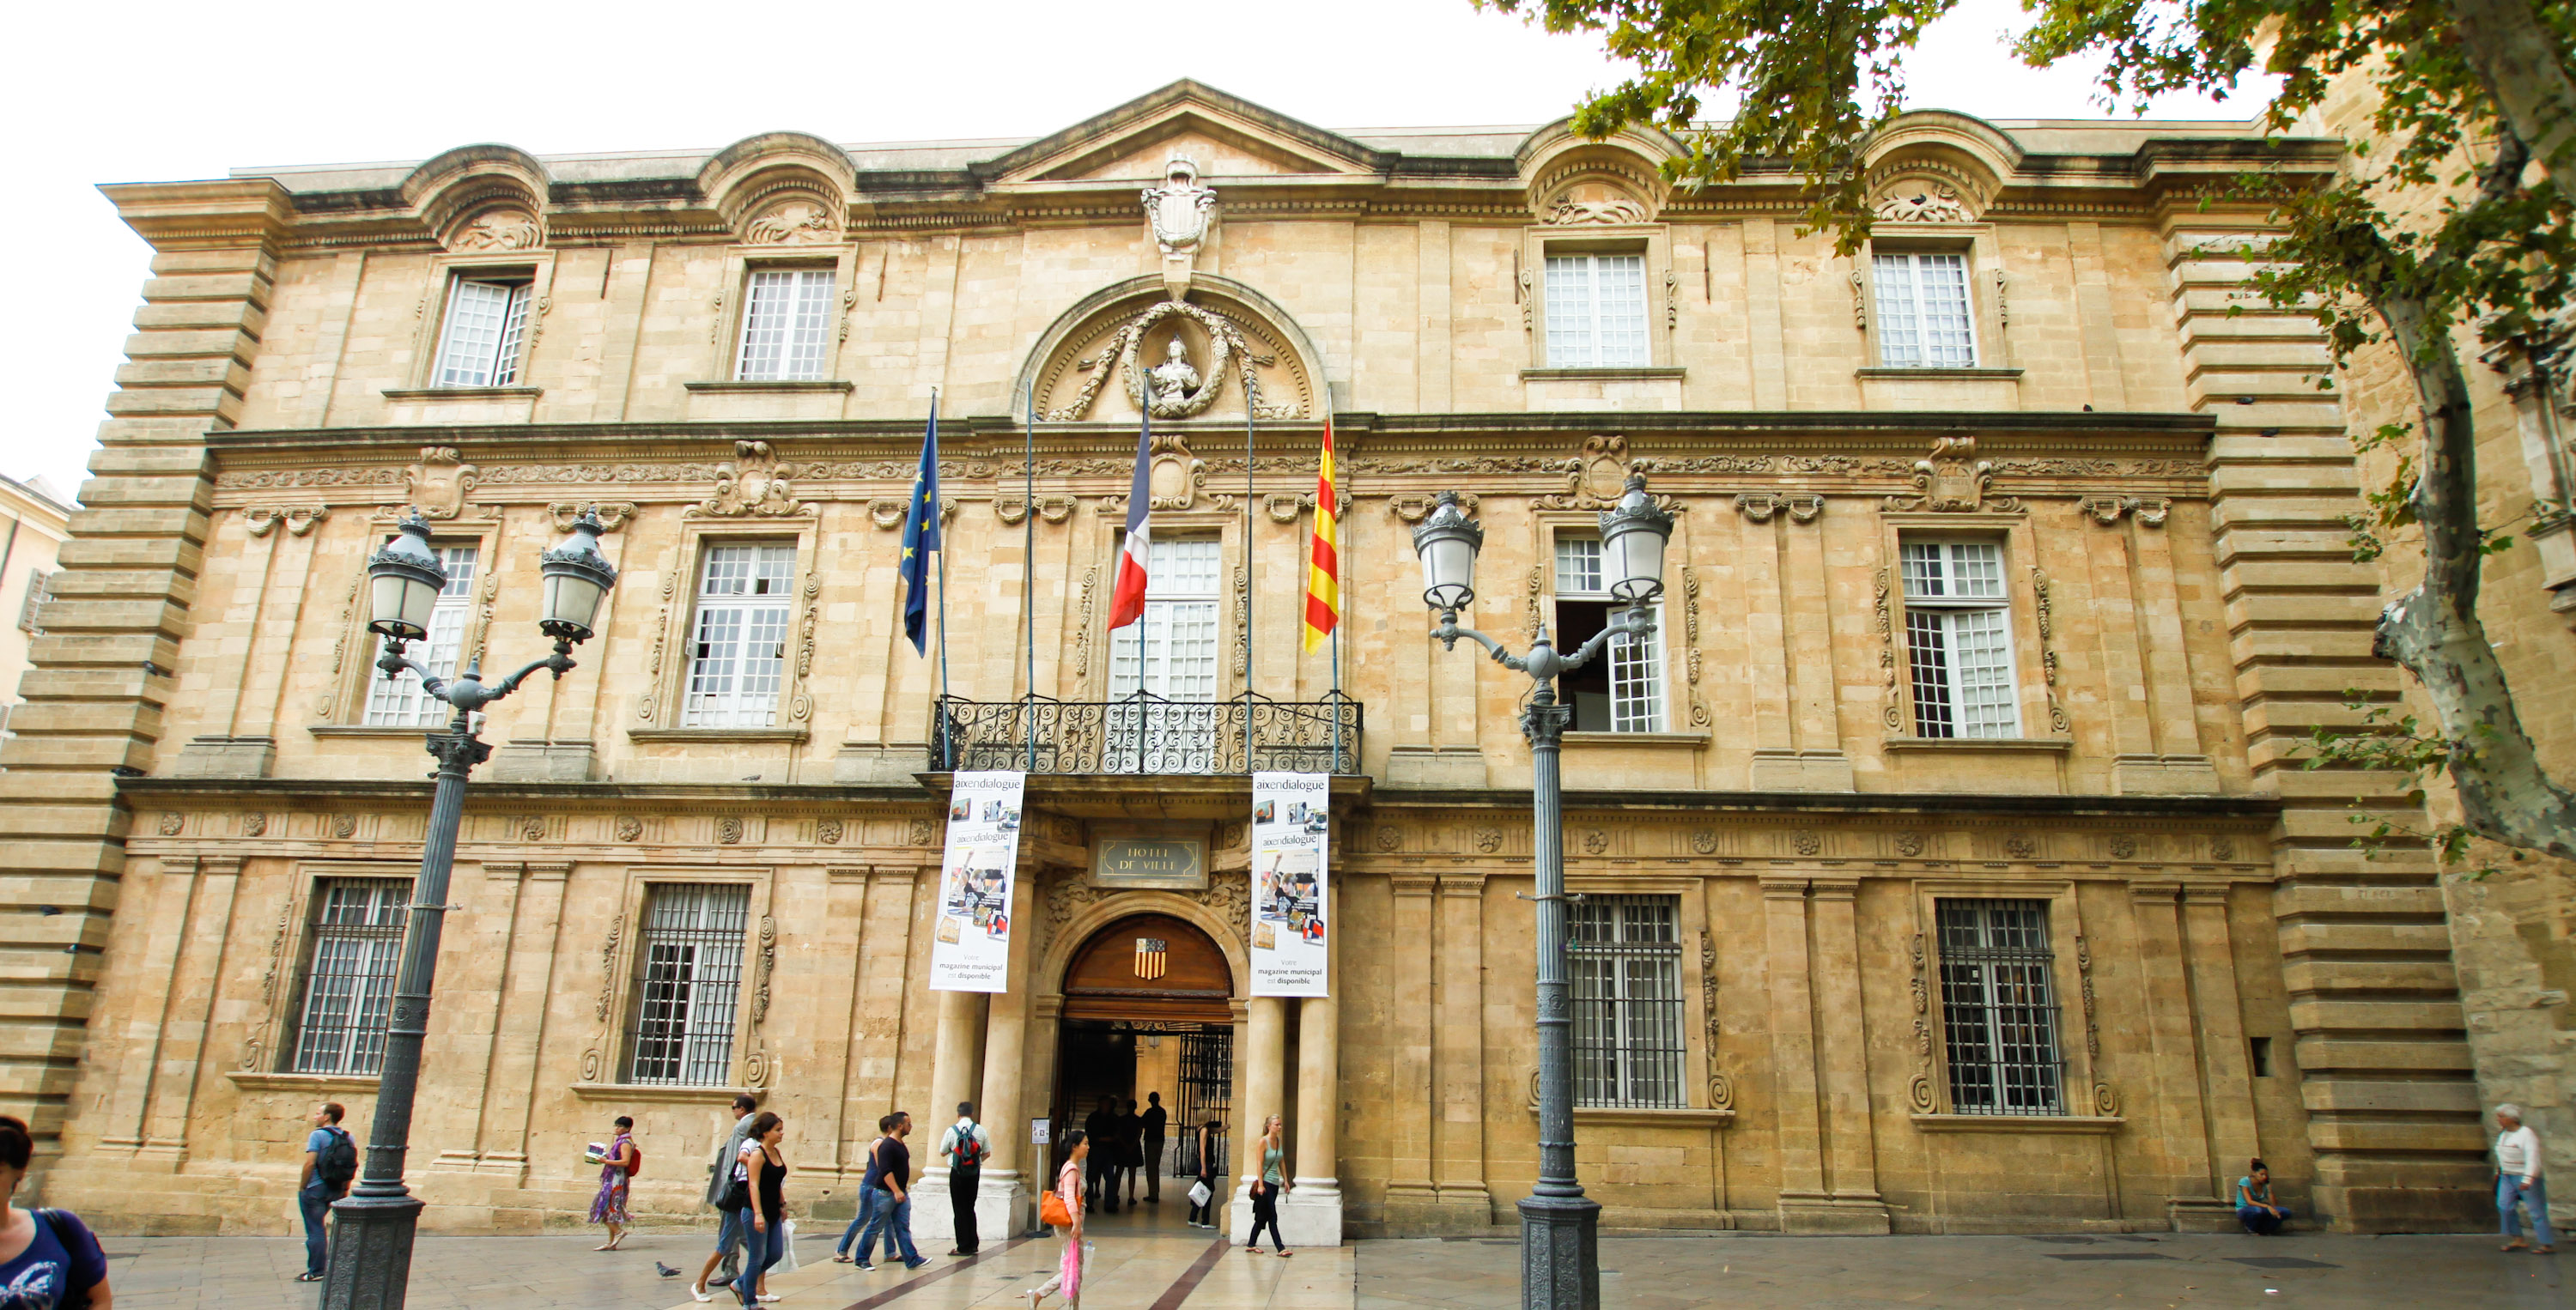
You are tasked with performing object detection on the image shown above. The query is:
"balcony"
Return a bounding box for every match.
[933,692,1362,776]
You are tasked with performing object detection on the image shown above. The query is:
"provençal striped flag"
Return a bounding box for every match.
[1303,416,1340,650]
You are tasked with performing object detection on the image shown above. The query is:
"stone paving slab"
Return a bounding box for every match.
[92,1228,2562,1308]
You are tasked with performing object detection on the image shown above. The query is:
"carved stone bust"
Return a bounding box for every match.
[1147,337,1202,412]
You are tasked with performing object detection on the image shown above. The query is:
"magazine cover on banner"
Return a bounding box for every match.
[930,770,1026,992]
[1249,771,1329,997]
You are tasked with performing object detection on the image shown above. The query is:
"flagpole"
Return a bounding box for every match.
[1243,367,1255,775]
[1023,377,1039,773]
[933,389,950,707]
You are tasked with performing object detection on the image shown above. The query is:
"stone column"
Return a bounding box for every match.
[1433,873,1490,1225]
[1283,882,1341,1246]
[2129,882,2229,1229]
[1383,876,1439,1222]
[911,989,988,1246]
[1762,877,1832,1230]
[1807,877,1890,1231]
[2181,885,2263,1192]
[975,870,1039,1240]
[1230,995,1288,1244]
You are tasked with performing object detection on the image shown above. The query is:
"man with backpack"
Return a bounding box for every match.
[296,1102,359,1283]
[937,1101,992,1256]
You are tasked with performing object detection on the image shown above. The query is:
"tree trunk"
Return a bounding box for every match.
[2445,0,2576,212]
[2372,286,2576,859]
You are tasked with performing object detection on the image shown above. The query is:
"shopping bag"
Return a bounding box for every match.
[1187,1180,1212,1209]
[777,1218,799,1272]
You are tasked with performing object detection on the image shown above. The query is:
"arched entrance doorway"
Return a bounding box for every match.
[1050,913,1233,1229]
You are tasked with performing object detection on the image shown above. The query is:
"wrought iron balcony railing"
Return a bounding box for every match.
[933,692,1362,776]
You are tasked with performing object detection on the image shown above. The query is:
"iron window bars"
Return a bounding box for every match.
[1935,898,2067,1115]
[289,878,411,1075]
[1569,895,1687,1109]
[626,883,753,1087]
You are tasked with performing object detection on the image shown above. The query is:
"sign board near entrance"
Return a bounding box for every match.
[931,769,1025,992]
[1094,835,1206,888]
[1249,771,1329,997]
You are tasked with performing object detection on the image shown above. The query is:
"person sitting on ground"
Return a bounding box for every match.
[2234,1159,2289,1235]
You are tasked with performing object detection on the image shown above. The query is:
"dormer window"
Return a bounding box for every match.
[1872,252,1977,368]
[734,269,836,381]
[1544,253,1650,367]
[431,274,533,387]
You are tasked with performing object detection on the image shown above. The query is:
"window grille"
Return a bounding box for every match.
[1901,540,2019,738]
[683,544,797,728]
[1544,253,1651,367]
[1874,252,1977,367]
[432,276,533,387]
[1107,537,1224,771]
[625,883,752,1086]
[735,269,836,381]
[366,545,480,727]
[1173,1025,1232,1178]
[288,878,410,1076]
[1553,537,1664,732]
[1936,898,2065,1115]
[1569,895,1686,1108]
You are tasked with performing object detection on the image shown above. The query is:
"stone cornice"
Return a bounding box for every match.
[1370,786,2279,822]
[121,775,938,806]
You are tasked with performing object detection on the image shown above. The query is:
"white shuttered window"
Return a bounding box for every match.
[683,544,797,728]
[1873,252,1977,367]
[433,277,532,387]
[1108,538,1224,773]
[1902,540,2020,738]
[366,545,480,726]
[734,269,836,381]
[1544,253,1651,367]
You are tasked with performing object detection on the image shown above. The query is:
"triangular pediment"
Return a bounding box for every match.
[979,80,1388,185]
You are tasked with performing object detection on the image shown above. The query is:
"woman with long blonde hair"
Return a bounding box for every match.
[1243,1113,1290,1257]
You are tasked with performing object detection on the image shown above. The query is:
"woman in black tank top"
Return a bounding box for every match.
[732,1113,789,1307]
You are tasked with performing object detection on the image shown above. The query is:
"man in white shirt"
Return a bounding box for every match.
[2494,1104,2555,1254]
[936,1101,993,1257]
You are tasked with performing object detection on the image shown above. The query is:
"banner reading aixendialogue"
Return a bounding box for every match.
[930,770,1026,992]
[1249,771,1329,997]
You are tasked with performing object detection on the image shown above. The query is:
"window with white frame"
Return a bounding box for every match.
[1570,895,1686,1108]
[431,275,533,388]
[1935,898,2065,1115]
[1873,252,1977,368]
[1552,536,1663,733]
[365,544,480,727]
[288,877,410,1075]
[1107,537,1224,772]
[682,543,797,729]
[734,268,836,382]
[17,567,51,634]
[625,882,752,1086]
[1901,540,2019,739]
[1544,252,1651,367]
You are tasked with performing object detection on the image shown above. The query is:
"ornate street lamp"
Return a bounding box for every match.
[1410,476,1674,1310]
[325,509,617,1310]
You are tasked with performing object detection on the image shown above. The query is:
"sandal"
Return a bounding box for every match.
[831,1254,855,1264]
[2503,1240,2530,1252]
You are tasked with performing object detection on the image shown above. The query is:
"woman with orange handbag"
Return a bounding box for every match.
[1027,1130,1089,1307]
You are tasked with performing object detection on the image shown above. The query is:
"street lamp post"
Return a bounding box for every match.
[1409,476,1673,1310]
[323,509,617,1310]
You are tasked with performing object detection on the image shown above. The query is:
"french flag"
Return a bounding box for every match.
[1107,396,1152,630]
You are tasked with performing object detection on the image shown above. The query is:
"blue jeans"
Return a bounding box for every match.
[854,1186,923,1266]
[2238,1204,2288,1235]
[298,1186,338,1277]
[2500,1174,2555,1247]
[733,1215,783,1306]
[835,1185,880,1255]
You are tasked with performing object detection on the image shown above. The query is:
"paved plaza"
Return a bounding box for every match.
[89,1210,2567,1309]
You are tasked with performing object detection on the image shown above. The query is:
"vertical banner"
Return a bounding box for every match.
[1249,771,1330,997]
[930,770,1026,992]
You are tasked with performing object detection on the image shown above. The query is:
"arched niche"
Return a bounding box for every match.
[1518,120,1681,225]
[699,131,858,246]
[1059,912,1236,1023]
[1859,112,2022,222]
[402,143,550,252]
[1018,275,1326,424]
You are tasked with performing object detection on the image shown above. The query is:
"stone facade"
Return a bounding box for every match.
[2297,77,2576,1219]
[0,472,71,717]
[0,82,2493,1237]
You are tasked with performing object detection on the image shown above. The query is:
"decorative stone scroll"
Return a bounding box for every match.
[2077,494,2172,526]
[1735,492,1822,524]
[404,446,479,520]
[245,505,329,537]
[1885,434,2020,514]
[2030,567,2071,734]
[745,200,838,246]
[690,440,811,519]
[1874,185,1972,224]
[452,207,541,252]
[1907,931,1938,1113]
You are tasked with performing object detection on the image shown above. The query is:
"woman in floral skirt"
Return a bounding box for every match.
[590,1115,638,1251]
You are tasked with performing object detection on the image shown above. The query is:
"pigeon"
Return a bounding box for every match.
[656,1262,683,1278]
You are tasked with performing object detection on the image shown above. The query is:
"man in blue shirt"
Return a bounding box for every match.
[295,1102,357,1283]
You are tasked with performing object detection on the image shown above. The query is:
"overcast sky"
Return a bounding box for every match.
[1,0,2269,501]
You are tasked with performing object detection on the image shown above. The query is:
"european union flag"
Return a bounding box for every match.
[899,406,940,654]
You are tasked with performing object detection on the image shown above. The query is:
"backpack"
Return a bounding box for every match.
[317,1126,359,1192]
[949,1123,981,1168]
[33,1210,98,1310]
